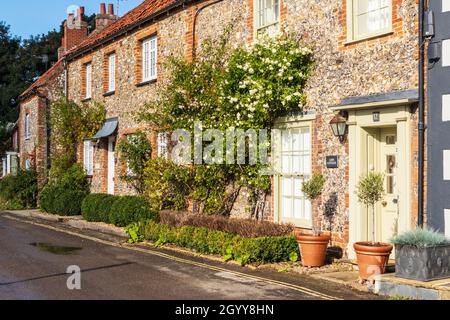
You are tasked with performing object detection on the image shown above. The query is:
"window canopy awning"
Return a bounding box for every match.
[91,117,118,140]
[332,89,419,111]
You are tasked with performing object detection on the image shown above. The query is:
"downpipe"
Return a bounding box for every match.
[418,0,426,227]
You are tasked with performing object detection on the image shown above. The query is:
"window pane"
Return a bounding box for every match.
[282,197,292,218]
[293,198,302,219]
[354,0,391,38]
[282,177,292,196]
[109,54,115,92]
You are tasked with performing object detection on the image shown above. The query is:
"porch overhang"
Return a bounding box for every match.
[331,89,419,111]
[92,117,118,140]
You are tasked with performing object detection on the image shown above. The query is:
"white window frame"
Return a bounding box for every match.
[274,116,314,228]
[25,159,31,171]
[85,62,92,99]
[142,36,157,82]
[25,113,30,140]
[254,0,280,36]
[83,140,94,176]
[108,53,116,92]
[347,0,393,42]
[157,132,170,159]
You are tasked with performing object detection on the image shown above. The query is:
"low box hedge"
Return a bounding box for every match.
[109,196,158,227]
[133,220,299,265]
[81,193,117,222]
[39,186,87,216]
[81,194,158,227]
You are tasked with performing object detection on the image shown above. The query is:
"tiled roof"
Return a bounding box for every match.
[19,59,64,100]
[65,0,181,58]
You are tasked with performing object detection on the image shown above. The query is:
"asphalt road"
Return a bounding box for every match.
[0,214,380,300]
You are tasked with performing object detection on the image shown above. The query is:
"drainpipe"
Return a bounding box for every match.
[63,58,68,99]
[418,0,425,227]
[191,0,224,60]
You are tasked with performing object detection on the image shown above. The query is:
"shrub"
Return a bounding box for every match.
[143,158,193,211]
[133,220,299,265]
[391,228,449,248]
[109,196,158,227]
[39,186,87,216]
[159,210,294,238]
[0,169,38,209]
[302,173,326,201]
[39,164,89,216]
[81,193,117,222]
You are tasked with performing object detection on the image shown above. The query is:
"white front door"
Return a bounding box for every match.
[107,137,116,195]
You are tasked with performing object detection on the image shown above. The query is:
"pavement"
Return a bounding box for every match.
[0,212,382,300]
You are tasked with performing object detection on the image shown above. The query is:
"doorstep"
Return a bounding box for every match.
[370,273,450,300]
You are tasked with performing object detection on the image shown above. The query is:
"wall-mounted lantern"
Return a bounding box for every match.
[330,113,348,143]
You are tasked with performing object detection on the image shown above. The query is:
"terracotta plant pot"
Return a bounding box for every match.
[354,242,393,281]
[297,234,331,267]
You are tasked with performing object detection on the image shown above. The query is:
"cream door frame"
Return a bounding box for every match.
[347,105,411,259]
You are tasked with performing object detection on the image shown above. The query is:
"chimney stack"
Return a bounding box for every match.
[58,5,88,59]
[108,4,114,15]
[95,3,119,33]
[100,3,106,15]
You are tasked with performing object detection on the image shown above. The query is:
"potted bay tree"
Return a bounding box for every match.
[354,172,393,281]
[297,173,330,268]
[391,228,450,281]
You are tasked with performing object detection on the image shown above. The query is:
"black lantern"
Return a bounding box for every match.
[330,113,348,143]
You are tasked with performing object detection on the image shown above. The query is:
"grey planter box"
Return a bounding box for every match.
[395,244,450,282]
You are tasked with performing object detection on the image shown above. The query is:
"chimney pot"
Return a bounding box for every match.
[108,4,114,15]
[79,6,85,17]
[100,3,106,15]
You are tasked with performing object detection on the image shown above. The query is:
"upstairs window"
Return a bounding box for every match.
[142,36,157,82]
[25,113,30,140]
[108,53,116,93]
[83,140,94,176]
[348,0,392,41]
[255,0,280,36]
[85,62,92,99]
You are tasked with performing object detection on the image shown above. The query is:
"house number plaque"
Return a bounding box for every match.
[326,156,339,169]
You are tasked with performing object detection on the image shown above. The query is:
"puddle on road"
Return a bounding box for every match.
[30,243,82,255]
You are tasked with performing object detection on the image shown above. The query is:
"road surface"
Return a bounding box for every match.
[0,214,380,300]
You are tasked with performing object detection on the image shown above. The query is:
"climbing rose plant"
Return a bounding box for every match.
[49,97,106,181]
[143,34,314,216]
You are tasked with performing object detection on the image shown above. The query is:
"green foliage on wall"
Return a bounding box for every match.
[142,31,314,216]
[49,98,105,180]
[117,131,152,194]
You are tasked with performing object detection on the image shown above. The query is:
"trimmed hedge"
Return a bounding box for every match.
[134,220,299,265]
[0,169,38,209]
[159,210,294,238]
[39,164,89,216]
[81,194,158,227]
[39,186,87,216]
[110,196,158,227]
[81,193,117,222]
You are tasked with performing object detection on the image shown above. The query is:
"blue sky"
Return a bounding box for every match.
[0,0,144,39]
